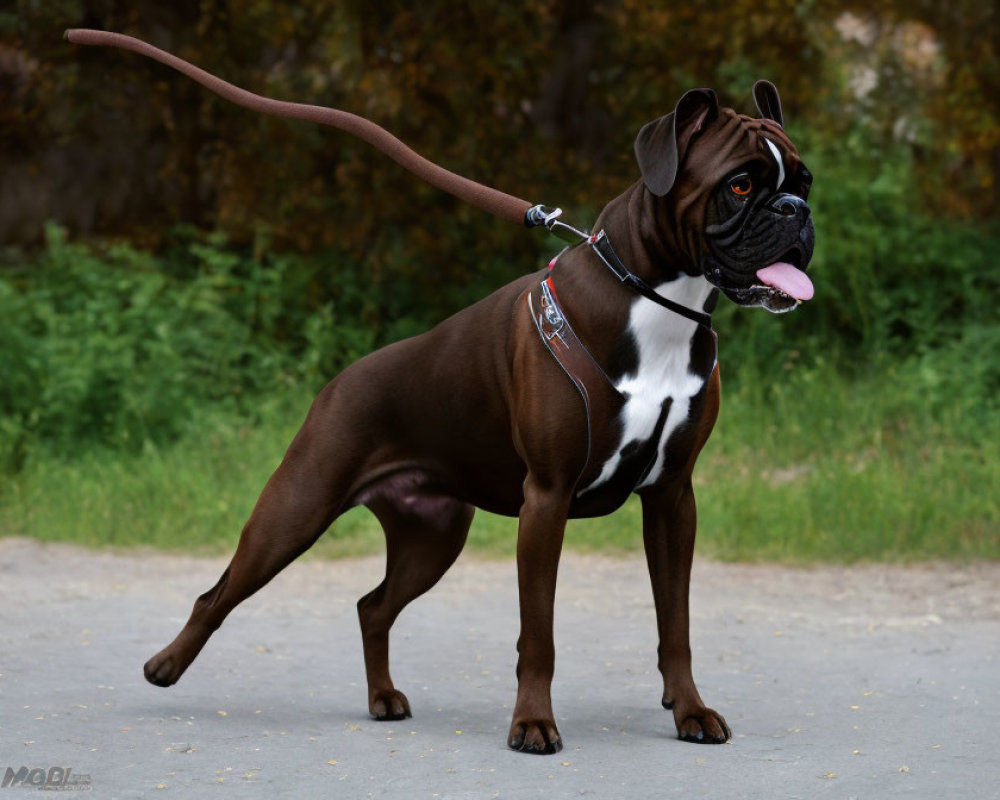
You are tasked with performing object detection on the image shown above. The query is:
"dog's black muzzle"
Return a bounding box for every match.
[704,192,815,312]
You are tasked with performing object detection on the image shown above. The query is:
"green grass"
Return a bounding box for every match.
[2,360,997,564]
[692,356,1000,562]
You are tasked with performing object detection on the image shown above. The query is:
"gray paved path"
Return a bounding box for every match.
[2,537,998,798]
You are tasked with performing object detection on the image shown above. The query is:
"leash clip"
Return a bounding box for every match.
[525,204,589,245]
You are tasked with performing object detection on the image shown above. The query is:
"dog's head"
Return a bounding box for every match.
[634,82,815,313]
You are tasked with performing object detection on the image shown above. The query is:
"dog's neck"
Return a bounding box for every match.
[593,181,703,281]
[550,180,716,379]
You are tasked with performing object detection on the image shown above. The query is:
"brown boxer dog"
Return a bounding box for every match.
[140,82,815,754]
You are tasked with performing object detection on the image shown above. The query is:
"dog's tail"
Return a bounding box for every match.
[64,29,535,227]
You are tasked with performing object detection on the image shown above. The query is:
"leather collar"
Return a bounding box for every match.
[588,231,713,329]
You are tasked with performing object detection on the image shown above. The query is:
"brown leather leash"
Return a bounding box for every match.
[64,29,538,228]
[62,30,712,331]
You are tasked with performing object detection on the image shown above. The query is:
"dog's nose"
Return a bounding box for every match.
[770,193,809,218]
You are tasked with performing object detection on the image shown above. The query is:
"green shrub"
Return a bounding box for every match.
[0,225,381,468]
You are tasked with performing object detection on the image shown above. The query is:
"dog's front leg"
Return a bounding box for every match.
[640,482,731,743]
[507,476,570,755]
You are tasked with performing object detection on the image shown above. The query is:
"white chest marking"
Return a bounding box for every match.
[584,275,716,493]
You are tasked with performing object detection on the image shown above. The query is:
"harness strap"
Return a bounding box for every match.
[526,277,625,494]
[526,207,713,330]
[526,268,718,499]
[589,232,714,329]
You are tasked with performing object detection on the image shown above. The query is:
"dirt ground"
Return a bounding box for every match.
[2,536,998,798]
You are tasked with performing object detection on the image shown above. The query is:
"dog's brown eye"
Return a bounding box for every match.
[730,175,752,197]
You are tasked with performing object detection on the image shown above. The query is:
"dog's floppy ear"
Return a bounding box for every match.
[634,88,719,197]
[752,80,784,127]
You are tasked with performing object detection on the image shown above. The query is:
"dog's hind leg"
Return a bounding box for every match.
[357,478,474,720]
[143,387,358,688]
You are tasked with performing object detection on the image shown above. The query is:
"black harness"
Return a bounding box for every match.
[588,231,713,329]
[523,207,718,498]
[525,204,714,331]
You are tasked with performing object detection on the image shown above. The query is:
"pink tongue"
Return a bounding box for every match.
[756,262,814,301]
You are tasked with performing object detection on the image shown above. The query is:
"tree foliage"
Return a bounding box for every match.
[3,1,995,244]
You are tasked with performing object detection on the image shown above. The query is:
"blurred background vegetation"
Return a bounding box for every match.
[0,0,997,561]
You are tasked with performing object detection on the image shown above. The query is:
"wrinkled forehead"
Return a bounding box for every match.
[685,108,802,189]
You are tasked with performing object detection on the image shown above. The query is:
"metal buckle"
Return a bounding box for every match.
[540,281,563,329]
[525,204,589,244]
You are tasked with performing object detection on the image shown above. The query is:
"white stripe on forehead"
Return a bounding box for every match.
[764,138,785,190]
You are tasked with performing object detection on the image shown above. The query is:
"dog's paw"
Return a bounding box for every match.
[143,651,182,687]
[666,700,731,744]
[508,718,563,755]
[369,689,411,721]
